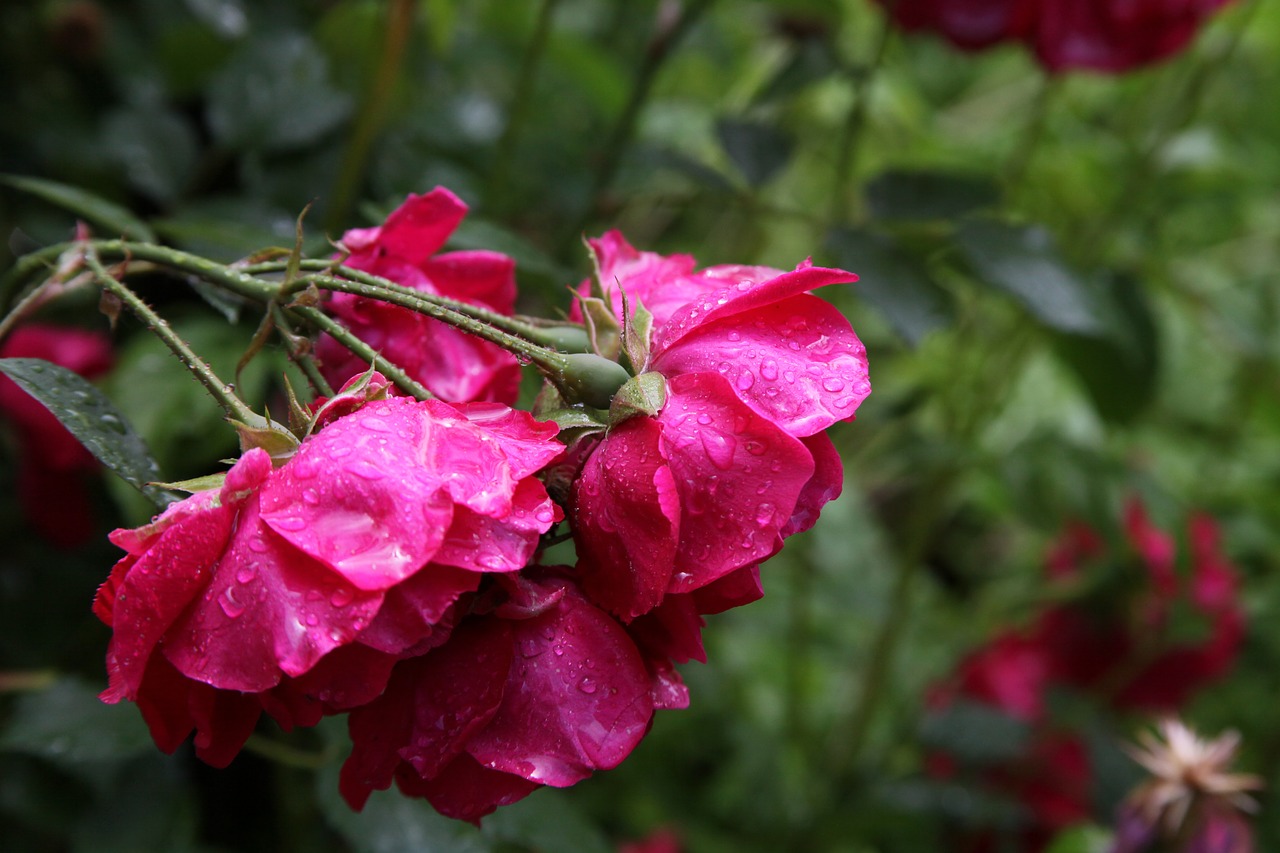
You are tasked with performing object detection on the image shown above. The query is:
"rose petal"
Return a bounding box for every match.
[165,499,382,691]
[345,188,467,264]
[660,372,814,593]
[782,433,844,538]
[653,293,869,436]
[397,753,540,825]
[572,416,680,620]
[466,583,653,786]
[356,566,479,655]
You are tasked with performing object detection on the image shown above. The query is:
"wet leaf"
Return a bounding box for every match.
[0,358,174,508]
[0,174,156,243]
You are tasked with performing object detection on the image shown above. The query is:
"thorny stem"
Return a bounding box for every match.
[324,0,416,233]
[292,272,572,375]
[269,303,335,398]
[488,0,564,208]
[82,251,260,424]
[829,4,894,225]
[285,304,434,401]
[247,258,587,350]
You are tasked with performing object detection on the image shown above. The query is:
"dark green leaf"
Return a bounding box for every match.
[206,33,352,152]
[918,701,1032,765]
[315,762,491,853]
[866,170,998,222]
[1054,275,1159,424]
[0,358,174,508]
[825,227,954,345]
[101,108,199,205]
[0,174,157,242]
[0,678,155,767]
[715,118,794,187]
[754,37,839,105]
[1042,825,1112,853]
[482,790,612,853]
[956,220,1102,334]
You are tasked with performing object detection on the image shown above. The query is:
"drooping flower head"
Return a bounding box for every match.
[318,188,522,403]
[0,323,114,546]
[94,387,563,766]
[568,233,867,621]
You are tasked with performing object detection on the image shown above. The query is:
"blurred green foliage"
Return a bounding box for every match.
[2,0,1279,850]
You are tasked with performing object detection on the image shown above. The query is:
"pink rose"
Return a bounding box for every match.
[570,239,866,620]
[94,395,562,766]
[318,187,522,403]
[0,323,114,546]
[340,572,655,823]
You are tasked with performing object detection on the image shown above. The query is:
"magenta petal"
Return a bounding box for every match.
[691,564,764,615]
[165,499,383,691]
[260,398,454,590]
[571,416,680,620]
[421,250,517,314]
[260,644,399,730]
[654,293,869,436]
[357,565,479,654]
[645,657,691,710]
[341,663,419,810]
[783,433,844,538]
[348,188,467,264]
[398,753,540,825]
[187,682,262,768]
[436,479,560,573]
[466,584,653,786]
[101,499,236,703]
[627,593,707,664]
[660,372,814,592]
[399,620,514,780]
[652,263,858,358]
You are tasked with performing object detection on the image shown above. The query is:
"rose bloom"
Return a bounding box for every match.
[0,323,114,546]
[318,187,522,403]
[876,0,1234,73]
[94,393,562,766]
[570,233,867,621]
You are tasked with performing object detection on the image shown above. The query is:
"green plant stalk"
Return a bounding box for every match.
[83,251,260,424]
[292,272,571,375]
[829,4,894,225]
[1003,75,1059,190]
[487,0,564,208]
[269,303,335,398]
[324,0,416,233]
[285,304,434,401]
[243,733,336,770]
[568,0,717,248]
[248,258,586,350]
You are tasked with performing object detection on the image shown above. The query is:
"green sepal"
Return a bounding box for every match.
[609,371,667,425]
[150,472,228,494]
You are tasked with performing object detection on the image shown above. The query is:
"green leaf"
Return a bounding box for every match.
[206,33,353,152]
[753,37,839,105]
[0,678,155,767]
[101,108,199,205]
[956,220,1102,335]
[825,227,954,346]
[482,790,612,853]
[1042,824,1113,853]
[715,118,794,188]
[866,170,998,222]
[1054,275,1159,424]
[918,701,1032,765]
[0,358,175,509]
[0,174,157,242]
[315,762,491,853]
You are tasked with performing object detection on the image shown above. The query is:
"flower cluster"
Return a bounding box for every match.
[877,0,1235,73]
[94,193,867,822]
[926,499,1245,850]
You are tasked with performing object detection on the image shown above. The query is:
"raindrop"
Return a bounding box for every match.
[349,461,385,481]
[727,330,742,342]
[235,566,257,584]
[330,588,354,608]
[696,413,712,426]
[302,488,320,506]
[760,360,779,381]
[755,503,775,526]
[736,371,755,391]
[822,377,845,393]
[578,677,598,694]
[219,587,245,619]
[248,538,268,554]
[745,440,766,456]
[305,613,319,627]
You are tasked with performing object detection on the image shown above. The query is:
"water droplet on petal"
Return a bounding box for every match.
[235,566,257,584]
[219,587,245,619]
[727,330,741,342]
[760,360,779,381]
[822,377,845,393]
[305,613,319,627]
[736,371,755,391]
[330,588,354,607]
[755,503,775,526]
[578,677,597,694]
[696,413,712,426]
[302,488,320,506]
